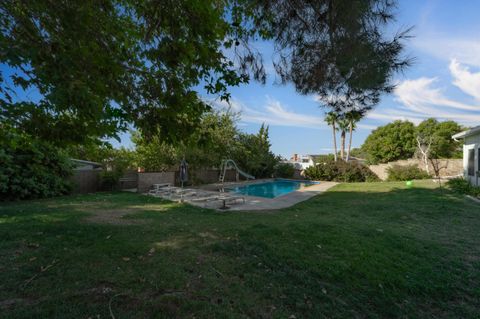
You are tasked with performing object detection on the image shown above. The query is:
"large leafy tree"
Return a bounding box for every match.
[361,120,417,164]
[232,124,278,178]
[133,110,240,171]
[361,119,463,165]
[0,0,256,145]
[416,118,463,159]
[1,0,411,150]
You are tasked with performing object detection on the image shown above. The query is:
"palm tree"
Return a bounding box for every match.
[345,111,363,161]
[337,117,350,160]
[324,112,339,161]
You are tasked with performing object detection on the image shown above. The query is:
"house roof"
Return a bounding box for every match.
[452,125,480,140]
[70,158,102,168]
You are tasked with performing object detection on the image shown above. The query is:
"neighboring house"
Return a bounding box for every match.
[70,159,102,171]
[453,126,480,186]
[288,154,316,170]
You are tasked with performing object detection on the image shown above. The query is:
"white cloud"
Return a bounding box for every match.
[413,36,480,67]
[449,59,480,102]
[389,60,480,125]
[395,77,479,112]
[212,96,327,129]
[211,96,377,130]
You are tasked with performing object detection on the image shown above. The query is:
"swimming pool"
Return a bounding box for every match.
[229,179,319,198]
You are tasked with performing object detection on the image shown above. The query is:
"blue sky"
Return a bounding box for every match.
[4,1,480,158]
[198,0,480,158]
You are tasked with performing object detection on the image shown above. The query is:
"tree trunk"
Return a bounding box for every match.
[346,121,353,162]
[332,121,338,161]
[340,130,346,160]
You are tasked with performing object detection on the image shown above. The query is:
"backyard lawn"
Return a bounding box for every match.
[1,181,480,318]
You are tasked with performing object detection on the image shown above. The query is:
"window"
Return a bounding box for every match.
[468,149,475,176]
[478,148,480,175]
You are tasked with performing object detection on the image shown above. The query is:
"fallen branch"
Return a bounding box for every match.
[212,267,225,278]
[21,259,58,290]
[109,293,125,319]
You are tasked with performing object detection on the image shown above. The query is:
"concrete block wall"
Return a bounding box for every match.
[137,172,175,193]
[369,158,463,181]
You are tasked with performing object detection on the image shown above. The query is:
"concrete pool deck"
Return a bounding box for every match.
[193,179,338,211]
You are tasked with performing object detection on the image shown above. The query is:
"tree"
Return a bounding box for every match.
[416,135,433,174]
[362,120,417,164]
[232,124,279,178]
[324,112,339,161]
[0,0,257,145]
[0,125,73,200]
[263,0,411,115]
[1,0,411,148]
[345,111,364,161]
[416,118,463,159]
[337,117,350,160]
[133,110,239,172]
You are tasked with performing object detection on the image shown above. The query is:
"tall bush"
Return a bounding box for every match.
[274,163,295,178]
[386,165,430,181]
[447,178,480,197]
[304,160,379,182]
[0,127,73,200]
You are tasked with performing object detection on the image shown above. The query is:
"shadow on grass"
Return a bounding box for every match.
[1,185,480,318]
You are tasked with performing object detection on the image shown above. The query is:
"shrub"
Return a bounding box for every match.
[447,178,480,197]
[304,160,379,182]
[99,171,121,191]
[274,163,295,178]
[386,164,430,181]
[0,127,73,201]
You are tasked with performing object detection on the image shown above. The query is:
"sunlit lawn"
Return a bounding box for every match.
[1,181,480,318]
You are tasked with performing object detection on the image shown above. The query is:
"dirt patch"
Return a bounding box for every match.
[0,298,41,309]
[84,208,146,225]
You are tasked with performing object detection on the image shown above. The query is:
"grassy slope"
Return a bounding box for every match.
[1,181,480,318]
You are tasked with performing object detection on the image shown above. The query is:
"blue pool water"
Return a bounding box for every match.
[229,179,319,198]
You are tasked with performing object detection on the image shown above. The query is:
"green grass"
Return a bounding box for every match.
[1,181,480,318]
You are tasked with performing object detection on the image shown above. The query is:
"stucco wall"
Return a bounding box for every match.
[137,172,176,193]
[369,158,463,181]
[71,170,101,194]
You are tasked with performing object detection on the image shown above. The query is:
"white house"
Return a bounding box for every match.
[288,154,316,170]
[453,126,480,186]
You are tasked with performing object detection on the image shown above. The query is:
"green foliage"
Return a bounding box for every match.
[361,119,464,165]
[266,0,411,116]
[232,124,279,178]
[349,148,368,159]
[133,110,239,172]
[99,171,121,191]
[447,178,480,197]
[361,120,417,164]
[416,118,463,158]
[311,154,336,163]
[1,0,409,148]
[133,112,278,178]
[0,126,72,200]
[386,165,431,181]
[0,0,253,145]
[68,143,136,177]
[304,160,379,182]
[274,163,295,178]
